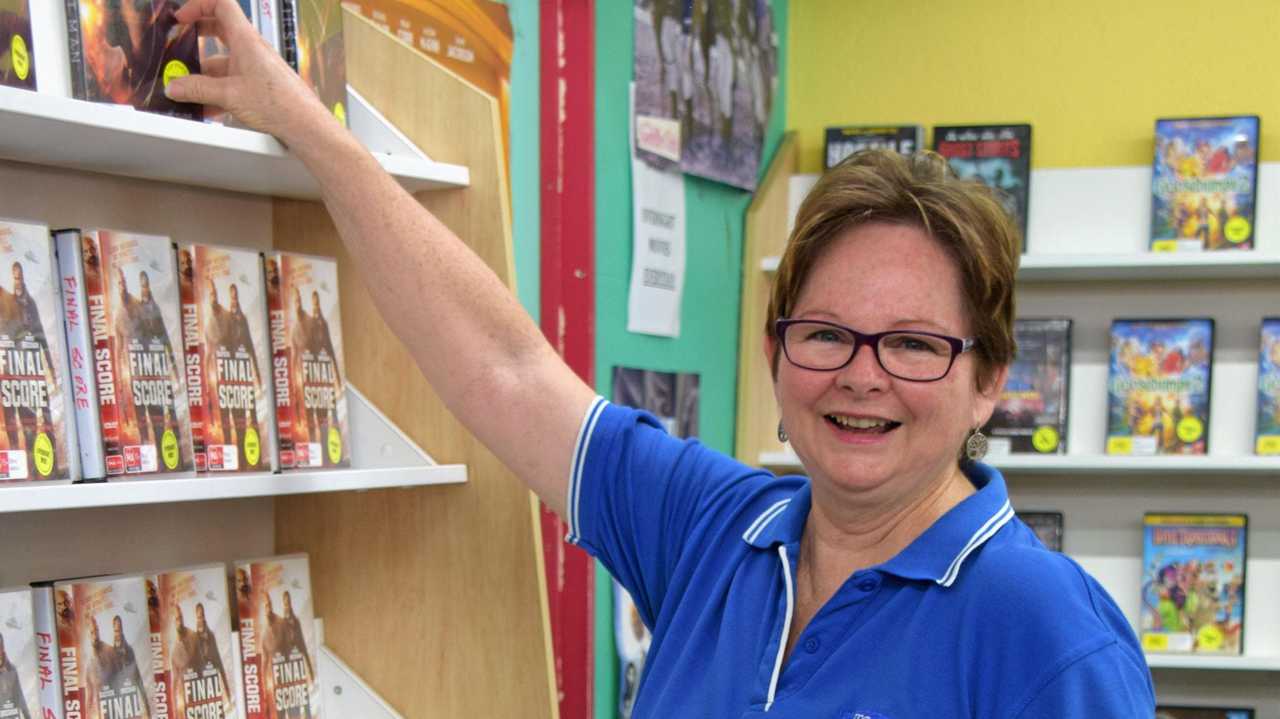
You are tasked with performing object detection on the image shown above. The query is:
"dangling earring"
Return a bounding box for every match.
[965,427,988,461]
[777,421,788,443]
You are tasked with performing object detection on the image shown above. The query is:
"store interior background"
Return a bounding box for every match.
[503,0,1280,715]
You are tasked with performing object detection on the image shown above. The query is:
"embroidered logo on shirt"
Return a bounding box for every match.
[838,712,890,719]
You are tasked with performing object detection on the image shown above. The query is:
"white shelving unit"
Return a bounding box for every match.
[760,451,1280,477]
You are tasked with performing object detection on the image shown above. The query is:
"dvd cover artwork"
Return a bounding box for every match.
[984,318,1070,455]
[1106,318,1213,456]
[1142,514,1246,655]
[1151,116,1259,252]
[148,565,237,719]
[823,125,922,169]
[88,230,194,476]
[58,575,155,719]
[0,219,78,482]
[0,0,35,90]
[234,555,318,719]
[65,0,202,119]
[1255,318,1280,455]
[1157,707,1255,719]
[932,124,1032,248]
[0,588,38,719]
[1018,511,1063,552]
[180,245,274,474]
[266,253,348,470]
[287,0,347,126]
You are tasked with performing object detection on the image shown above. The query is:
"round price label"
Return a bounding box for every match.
[327,427,342,465]
[244,427,261,467]
[11,34,30,82]
[1196,623,1225,651]
[162,429,180,470]
[333,101,347,126]
[1032,426,1060,453]
[1224,217,1251,244]
[1176,416,1204,444]
[33,432,53,476]
[163,60,190,88]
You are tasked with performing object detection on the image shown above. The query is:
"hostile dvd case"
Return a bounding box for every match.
[265,252,348,470]
[1141,513,1246,655]
[180,245,276,474]
[64,0,203,120]
[54,574,155,719]
[55,229,194,478]
[823,125,923,170]
[932,124,1032,248]
[280,0,347,126]
[0,587,39,719]
[0,218,79,482]
[147,564,238,719]
[1018,511,1063,552]
[1157,707,1255,719]
[1255,318,1280,455]
[0,0,35,90]
[1150,116,1260,252]
[984,318,1071,455]
[233,554,319,719]
[1106,318,1213,456]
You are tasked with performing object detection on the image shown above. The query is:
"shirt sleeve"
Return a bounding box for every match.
[1012,640,1155,719]
[566,398,769,628]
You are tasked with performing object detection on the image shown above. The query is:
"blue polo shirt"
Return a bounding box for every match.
[567,399,1154,718]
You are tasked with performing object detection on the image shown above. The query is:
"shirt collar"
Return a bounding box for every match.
[743,462,1015,587]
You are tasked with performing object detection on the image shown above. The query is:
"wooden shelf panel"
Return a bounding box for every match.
[0,85,469,200]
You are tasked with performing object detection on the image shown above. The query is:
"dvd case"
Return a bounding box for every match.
[932,124,1032,248]
[31,586,64,719]
[1141,513,1246,655]
[1157,707,1255,719]
[1151,116,1260,252]
[265,252,348,470]
[984,318,1070,455]
[823,125,923,169]
[234,554,319,719]
[279,0,347,125]
[0,0,35,90]
[1106,318,1213,456]
[180,245,277,474]
[1255,318,1280,455]
[0,218,79,482]
[1018,511,1063,552]
[63,0,203,120]
[55,229,194,478]
[148,564,238,719]
[0,587,38,719]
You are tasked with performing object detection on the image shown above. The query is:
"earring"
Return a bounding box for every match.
[965,428,988,461]
[777,421,788,443]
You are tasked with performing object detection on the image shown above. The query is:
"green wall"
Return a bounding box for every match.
[508,0,539,321]
[592,4,789,716]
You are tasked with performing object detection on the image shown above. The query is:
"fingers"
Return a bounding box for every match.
[201,55,229,78]
[177,0,254,43]
[164,73,227,108]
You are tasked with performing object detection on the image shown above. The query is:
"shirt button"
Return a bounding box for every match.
[857,580,877,592]
[804,637,820,653]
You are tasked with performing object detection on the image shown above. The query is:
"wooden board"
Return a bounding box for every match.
[735,133,796,465]
[273,11,556,719]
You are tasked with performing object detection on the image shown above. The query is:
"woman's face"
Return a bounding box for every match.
[768,221,1005,501]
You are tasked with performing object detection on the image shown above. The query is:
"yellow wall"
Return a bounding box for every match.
[788,1,1280,173]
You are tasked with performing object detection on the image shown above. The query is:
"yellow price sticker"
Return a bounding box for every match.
[1031,426,1060,453]
[1196,624,1225,651]
[1176,416,1204,443]
[1224,217,1251,244]
[244,427,261,467]
[1151,240,1178,253]
[163,60,190,88]
[162,429,180,470]
[1256,435,1280,455]
[32,432,53,476]
[333,101,347,126]
[1141,633,1169,652]
[11,34,30,82]
[1106,436,1133,455]
[327,426,342,465]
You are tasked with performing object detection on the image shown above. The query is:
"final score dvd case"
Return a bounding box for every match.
[0,0,35,90]
[0,587,38,719]
[0,218,79,482]
[56,229,194,478]
[234,554,319,719]
[147,564,239,719]
[265,252,348,470]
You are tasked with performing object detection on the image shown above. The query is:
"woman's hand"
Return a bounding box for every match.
[166,0,335,147]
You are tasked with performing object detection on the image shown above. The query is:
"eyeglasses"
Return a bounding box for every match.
[774,318,976,382]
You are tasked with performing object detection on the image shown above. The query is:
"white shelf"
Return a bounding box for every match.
[1146,653,1280,672]
[758,450,1280,476]
[760,252,1280,281]
[0,85,469,199]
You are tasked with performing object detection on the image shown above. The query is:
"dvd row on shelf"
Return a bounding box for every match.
[1,552,319,719]
[983,317,1279,457]
[0,0,348,126]
[824,116,1261,255]
[0,216,352,485]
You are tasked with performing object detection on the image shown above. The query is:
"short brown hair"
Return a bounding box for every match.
[767,149,1019,387]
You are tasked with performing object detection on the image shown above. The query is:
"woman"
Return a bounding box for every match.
[168,2,1155,715]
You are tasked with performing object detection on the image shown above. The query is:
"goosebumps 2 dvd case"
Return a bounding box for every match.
[984,318,1070,455]
[1106,318,1213,456]
[1151,116,1259,251]
[1256,318,1280,455]
[1142,514,1246,655]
